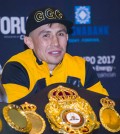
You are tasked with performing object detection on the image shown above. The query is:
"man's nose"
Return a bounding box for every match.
[52,36,59,47]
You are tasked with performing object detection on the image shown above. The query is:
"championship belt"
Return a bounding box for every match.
[99,97,120,133]
[3,104,32,133]
[45,85,100,134]
[3,103,46,134]
[21,102,46,134]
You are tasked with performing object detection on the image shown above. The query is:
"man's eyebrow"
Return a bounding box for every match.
[57,29,67,33]
[38,30,51,35]
[38,29,67,35]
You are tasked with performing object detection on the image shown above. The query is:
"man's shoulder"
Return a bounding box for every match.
[7,49,33,63]
[65,53,86,63]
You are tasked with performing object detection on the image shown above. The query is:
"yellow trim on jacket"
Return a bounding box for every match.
[3,49,108,102]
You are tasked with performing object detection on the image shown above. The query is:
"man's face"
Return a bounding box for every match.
[24,23,68,70]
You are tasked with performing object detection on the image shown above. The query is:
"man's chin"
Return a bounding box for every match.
[48,60,62,66]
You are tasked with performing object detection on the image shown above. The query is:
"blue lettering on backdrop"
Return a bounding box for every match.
[71,26,109,36]
[68,25,109,43]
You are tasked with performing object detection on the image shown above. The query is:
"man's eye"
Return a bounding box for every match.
[43,34,50,37]
[58,32,65,36]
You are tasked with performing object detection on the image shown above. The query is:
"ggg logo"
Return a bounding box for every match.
[34,8,63,22]
[75,6,91,24]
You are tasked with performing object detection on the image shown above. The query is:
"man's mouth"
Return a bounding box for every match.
[48,50,61,56]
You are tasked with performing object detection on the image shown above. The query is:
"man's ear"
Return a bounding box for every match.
[66,34,69,42]
[24,36,34,49]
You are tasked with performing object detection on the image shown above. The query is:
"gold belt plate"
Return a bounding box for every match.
[45,85,100,134]
[99,97,120,133]
[3,104,32,133]
[21,102,46,134]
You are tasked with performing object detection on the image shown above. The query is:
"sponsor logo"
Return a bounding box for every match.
[68,6,110,44]
[0,16,27,40]
[83,55,116,78]
[75,6,91,24]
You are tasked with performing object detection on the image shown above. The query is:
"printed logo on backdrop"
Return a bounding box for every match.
[68,6,116,79]
[75,6,91,24]
[0,16,27,40]
[68,6,109,44]
[83,55,116,79]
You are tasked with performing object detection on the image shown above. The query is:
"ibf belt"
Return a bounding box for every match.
[44,85,100,134]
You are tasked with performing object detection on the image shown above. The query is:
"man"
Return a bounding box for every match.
[1,7,108,103]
